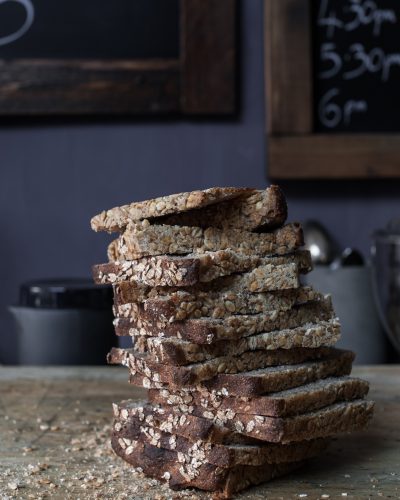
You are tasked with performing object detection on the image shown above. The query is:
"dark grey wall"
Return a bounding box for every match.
[1,0,397,363]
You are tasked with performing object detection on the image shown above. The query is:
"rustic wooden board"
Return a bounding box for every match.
[0,60,180,115]
[264,0,312,135]
[181,0,237,114]
[0,365,398,499]
[269,135,400,179]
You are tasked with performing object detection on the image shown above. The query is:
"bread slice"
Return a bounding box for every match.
[113,414,331,467]
[112,250,313,304]
[111,435,303,497]
[113,266,298,322]
[112,222,303,260]
[193,399,374,443]
[108,346,335,387]
[110,348,354,395]
[200,349,354,396]
[94,250,266,287]
[113,289,334,330]
[91,187,251,233]
[139,319,341,365]
[113,398,374,444]
[157,186,288,231]
[114,290,328,344]
[113,400,240,444]
[149,376,370,418]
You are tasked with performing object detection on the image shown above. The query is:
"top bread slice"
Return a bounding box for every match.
[91,186,287,233]
[91,187,250,233]
[158,186,287,231]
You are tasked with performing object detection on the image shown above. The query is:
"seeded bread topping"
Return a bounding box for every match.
[113,222,303,260]
[91,187,252,233]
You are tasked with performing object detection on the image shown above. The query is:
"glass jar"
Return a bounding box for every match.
[371,221,400,354]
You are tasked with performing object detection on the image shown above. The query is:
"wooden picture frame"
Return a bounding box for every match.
[264,0,400,179]
[0,0,236,116]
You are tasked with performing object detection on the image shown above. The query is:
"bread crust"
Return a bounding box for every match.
[114,289,329,345]
[109,348,355,396]
[113,222,302,260]
[111,434,302,497]
[149,376,370,418]
[91,187,252,233]
[158,186,288,231]
[112,250,313,304]
[112,398,374,444]
[140,319,341,365]
[113,414,331,467]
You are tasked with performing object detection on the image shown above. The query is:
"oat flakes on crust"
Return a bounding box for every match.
[113,414,330,467]
[150,376,370,418]
[112,250,313,304]
[142,318,341,365]
[158,186,288,231]
[91,187,252,233]
[108,345,335,387]
[124,349,355,396]
[114,289,329,344]
[113,221,303,260]
[93,250,262,287]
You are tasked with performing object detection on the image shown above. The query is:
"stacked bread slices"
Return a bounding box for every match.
[91,186,374,499]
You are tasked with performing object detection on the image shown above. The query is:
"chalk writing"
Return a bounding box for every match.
[0,0,34,47]
[315,0,400,131]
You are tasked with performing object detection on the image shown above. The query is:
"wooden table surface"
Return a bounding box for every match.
[0,365,398,499]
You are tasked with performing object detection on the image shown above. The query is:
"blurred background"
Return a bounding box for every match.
[1,0,399,365]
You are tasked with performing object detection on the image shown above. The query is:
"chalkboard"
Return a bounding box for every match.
[313,0,400,132]
[0,0,179,59]
[0,0,237,116]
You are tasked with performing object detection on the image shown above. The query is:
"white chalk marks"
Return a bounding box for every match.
[0,0,34,47]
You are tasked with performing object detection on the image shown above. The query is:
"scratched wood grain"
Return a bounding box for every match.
[0,366,398,499]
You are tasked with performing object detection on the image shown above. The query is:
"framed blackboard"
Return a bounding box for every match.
[0,0,237,115]
[314,0,400,133]
[265,0,400,178]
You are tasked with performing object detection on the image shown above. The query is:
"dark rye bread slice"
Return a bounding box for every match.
[114,286,325,330]
[113,269,301,322]
[113,398,374,445]
[114,290,328,344]
[157,186,288,231]
[115,348,355,396]
[163,399,375,444]
[118,276,326,326]
[91,187,251,233]
[201,349,354,397]
[112,221,302,260]
[108,346,334,387]
[139,319,341,365]
[94,250,263,287]
[94,226,303,288]
[148,376,370,418]
[113,414,331,468]
[114,262,302,315]
[112,250,313,304]
[111,435,303,497]
[112,400,249,445]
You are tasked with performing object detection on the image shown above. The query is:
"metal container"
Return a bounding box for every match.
[306,265,387,364]
[371,221,400,355]
[9,279,114,365]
